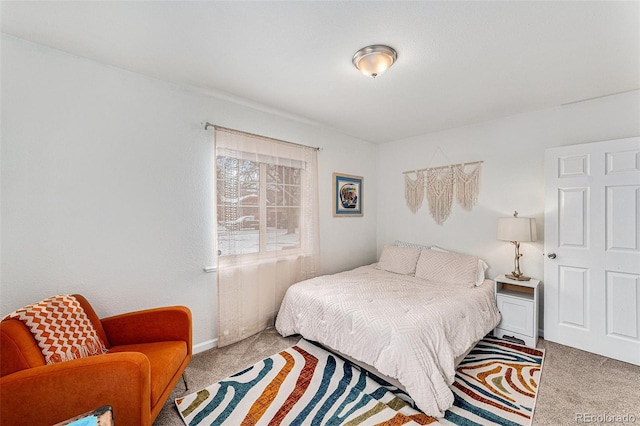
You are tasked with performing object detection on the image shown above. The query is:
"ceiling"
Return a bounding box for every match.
[2,1,639,144]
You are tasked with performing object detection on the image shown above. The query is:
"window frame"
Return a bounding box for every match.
[216,156,304,260]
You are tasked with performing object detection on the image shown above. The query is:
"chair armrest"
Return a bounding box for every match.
[0,352,151,426]
[101,306,192,354]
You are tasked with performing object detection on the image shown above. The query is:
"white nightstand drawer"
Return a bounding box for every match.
[494,327,536,348]
[496,293,534,337]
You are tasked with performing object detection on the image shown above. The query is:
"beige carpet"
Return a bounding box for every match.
[154,329,640,426]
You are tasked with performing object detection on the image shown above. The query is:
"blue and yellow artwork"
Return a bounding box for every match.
[333,173,362,216]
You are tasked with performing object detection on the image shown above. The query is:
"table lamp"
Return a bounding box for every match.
[497,211,537,281]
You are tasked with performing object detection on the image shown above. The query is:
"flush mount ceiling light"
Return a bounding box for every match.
[352,45,397,78]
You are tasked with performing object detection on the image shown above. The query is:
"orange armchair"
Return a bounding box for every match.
[0,295,192,425]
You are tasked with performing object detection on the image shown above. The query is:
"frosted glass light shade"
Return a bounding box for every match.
[352,45,397,78]
[497,217,537,242]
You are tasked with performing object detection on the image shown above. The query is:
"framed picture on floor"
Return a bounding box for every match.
[333,173,363,217]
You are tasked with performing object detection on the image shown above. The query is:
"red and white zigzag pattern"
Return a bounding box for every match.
[4,295,107,364]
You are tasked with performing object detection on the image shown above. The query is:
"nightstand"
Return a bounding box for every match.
[493,274,539,348]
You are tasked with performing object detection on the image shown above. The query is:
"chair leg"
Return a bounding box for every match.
[181,372,189,390]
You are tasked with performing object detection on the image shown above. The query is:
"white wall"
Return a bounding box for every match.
[3,33,637,348]
[377,89,640,331]
[0,35,378,350]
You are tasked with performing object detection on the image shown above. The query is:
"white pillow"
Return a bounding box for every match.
[477,259,489,285]
[430,245,447,253]
[378,245,422,275]
[415,249,479,288]
[394,240,431,251]
[430,246,488,286]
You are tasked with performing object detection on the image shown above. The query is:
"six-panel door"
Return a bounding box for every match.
[544,137,640,365]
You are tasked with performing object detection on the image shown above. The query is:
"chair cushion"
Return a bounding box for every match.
[108,341,187,407]
[0,319,47,376]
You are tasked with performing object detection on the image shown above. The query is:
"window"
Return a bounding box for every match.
[216,157,302,255]
[214,126,320,347]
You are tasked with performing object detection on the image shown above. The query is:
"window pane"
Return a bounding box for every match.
[267,208,288,229]
[284,185,300,207]
[267,207,300,251]
[217,156,260,255]
[266,185,277,205]
[266,164,279,183]
[266,163,301,251]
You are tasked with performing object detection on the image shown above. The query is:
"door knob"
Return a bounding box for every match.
[547,253,557,259]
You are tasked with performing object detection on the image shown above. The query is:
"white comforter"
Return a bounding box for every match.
[275,264,501,417]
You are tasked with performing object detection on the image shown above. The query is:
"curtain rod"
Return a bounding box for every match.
[402,160,483,175]
[203,122,321,151]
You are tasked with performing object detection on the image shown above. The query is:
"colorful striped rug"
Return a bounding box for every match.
[438,336,545,425]
[175,335,544,426]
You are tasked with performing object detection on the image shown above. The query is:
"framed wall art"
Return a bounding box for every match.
[333,173,363,217]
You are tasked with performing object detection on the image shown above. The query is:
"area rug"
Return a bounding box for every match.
[175,335,544,426]
[437,336,545,426]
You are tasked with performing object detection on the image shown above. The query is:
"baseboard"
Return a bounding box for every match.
[193,338,218,354]
[538,328,544,338]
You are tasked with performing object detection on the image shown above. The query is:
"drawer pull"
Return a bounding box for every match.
[500,334,525,346]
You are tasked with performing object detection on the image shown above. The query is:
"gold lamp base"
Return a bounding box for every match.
[505,273,531,281]
[505,240,531,281]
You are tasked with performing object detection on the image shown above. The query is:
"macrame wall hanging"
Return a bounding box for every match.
[454,163,482,210]
[403,147,482,225]
[404,171,425,213]
[426,167,454,225]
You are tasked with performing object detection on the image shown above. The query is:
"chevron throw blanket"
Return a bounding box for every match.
[4,295,107,364]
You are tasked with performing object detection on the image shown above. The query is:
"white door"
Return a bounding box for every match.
[544,137,640,366]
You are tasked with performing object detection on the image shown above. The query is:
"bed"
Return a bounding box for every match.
[275,244,502,417]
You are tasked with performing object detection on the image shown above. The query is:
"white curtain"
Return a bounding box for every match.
[215,126,320,347]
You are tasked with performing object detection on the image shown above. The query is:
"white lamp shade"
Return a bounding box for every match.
[497,217,537,242]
